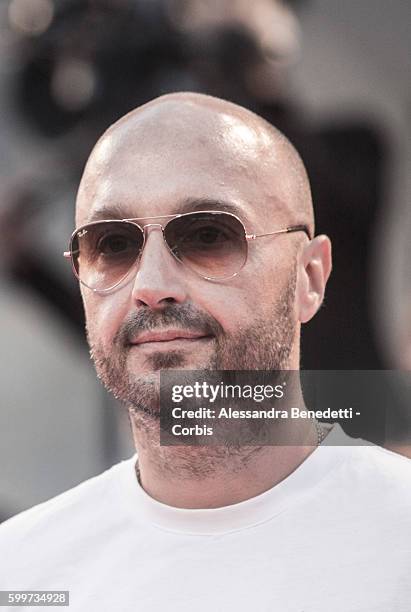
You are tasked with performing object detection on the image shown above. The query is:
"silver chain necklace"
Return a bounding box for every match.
[315,420,326,446]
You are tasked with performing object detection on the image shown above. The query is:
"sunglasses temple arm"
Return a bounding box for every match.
[249,225,311,240]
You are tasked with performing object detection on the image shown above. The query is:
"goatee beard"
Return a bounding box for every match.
[88,267,297,419]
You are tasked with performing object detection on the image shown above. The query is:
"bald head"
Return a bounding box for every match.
[75,93,332,412]
[76,92,314,235]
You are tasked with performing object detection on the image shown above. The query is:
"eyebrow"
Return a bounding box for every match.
[84,198,251,225]
[85,202,130,223]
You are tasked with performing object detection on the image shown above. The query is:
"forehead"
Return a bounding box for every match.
[76,103,290,228]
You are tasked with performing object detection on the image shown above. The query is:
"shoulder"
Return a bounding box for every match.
[330,437,411,521]
[0,456,137,589]
[353,443,411,485]
[319,425,411,512]
[0,456,136,548]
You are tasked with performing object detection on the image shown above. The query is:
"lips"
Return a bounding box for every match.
[130,329,212,345]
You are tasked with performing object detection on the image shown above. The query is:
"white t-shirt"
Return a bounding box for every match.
[1,425,410,611]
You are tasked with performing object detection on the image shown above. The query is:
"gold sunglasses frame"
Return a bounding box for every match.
[64,210,311,292]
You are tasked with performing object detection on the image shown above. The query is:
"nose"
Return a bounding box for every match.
[130,224,188,310]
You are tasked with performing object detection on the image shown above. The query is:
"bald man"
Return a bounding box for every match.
[1,94,410,611]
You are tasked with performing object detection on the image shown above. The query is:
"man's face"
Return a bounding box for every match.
[77,102,304,415]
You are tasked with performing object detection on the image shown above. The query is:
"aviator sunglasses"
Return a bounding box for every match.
[64,210,311,292]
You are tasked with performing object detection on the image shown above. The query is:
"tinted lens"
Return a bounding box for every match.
[164,212,247,279]
[71,221,143,290]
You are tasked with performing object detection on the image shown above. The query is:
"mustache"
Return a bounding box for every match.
[113,303,224,347]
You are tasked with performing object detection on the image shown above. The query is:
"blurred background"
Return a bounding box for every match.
[0,0,410,521]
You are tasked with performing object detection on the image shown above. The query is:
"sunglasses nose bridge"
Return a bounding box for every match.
[141,223,166,247]
[143,223,163,229]
[141,222,175,260]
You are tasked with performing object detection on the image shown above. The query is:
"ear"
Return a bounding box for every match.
[296,235,332,323]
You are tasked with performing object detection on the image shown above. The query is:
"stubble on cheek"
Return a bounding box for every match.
[89,335,160,416]
[85,303,223,414]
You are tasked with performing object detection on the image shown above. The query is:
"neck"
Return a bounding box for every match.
[130,410,319,509]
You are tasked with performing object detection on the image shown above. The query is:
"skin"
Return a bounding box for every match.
[76,92,332,508]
